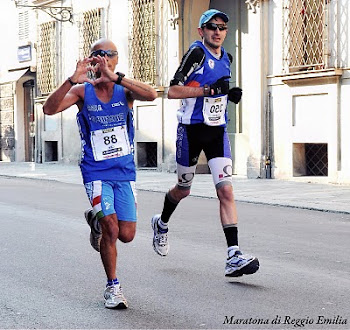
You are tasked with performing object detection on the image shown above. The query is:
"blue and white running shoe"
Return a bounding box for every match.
[104,284,128,309]
[225,247,259,277]
[151,214,169,256]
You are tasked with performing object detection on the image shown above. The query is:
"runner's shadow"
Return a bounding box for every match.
[226,280,268,291]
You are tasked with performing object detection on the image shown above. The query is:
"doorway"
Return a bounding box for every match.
[23,80,35,162]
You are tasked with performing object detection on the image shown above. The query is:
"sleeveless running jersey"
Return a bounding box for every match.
[176,41,231,125]
[77,83,135,184]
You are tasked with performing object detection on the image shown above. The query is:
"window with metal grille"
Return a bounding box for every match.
[293,143,328,176]
[79,8,103,58]
[305,143,328,176]
[282,0,328,72]
[128,0,157,86]
[37,21,57,95]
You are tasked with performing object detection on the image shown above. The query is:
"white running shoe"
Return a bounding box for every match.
[104,284,128,309]
[151,214,169,256]
[84,209,102,252]
[225,248,260,277]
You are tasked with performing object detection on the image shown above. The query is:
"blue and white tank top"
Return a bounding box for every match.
[176,40,231,126]
[77,83,135,183]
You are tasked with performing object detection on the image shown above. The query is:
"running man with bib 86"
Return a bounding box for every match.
[43,38,157,308]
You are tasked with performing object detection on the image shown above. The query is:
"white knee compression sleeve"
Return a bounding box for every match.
[176,163,197,189]
[208,157,233,188]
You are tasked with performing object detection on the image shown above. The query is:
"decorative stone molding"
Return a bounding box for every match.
[168,0,180,30]
[279,69,343,87]
[245,0,260,14]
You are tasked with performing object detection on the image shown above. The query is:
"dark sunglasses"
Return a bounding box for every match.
[90,49,118,58]
[202,22,228,31]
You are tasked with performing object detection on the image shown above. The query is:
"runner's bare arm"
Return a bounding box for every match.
[43,83,82,115]
[121,77,158,102]
[168,85,207,99]
[43,58,95,115]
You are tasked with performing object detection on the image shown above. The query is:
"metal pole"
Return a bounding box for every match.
[265,91,272,179]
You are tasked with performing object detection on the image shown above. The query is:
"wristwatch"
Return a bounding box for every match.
[114,72,125,85]
[67,77,77,85]
[203,84,210,96]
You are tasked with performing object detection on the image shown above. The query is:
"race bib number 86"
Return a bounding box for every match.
[91,126,131,161]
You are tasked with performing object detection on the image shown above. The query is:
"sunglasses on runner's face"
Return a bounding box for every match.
[90,49,118,58]
[202,22,228,31]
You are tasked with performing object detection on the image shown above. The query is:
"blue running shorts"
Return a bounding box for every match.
[84,180,137,222]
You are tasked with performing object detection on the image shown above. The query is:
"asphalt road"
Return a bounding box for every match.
[0,177,349,329]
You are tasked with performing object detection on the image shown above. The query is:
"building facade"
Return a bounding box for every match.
[268,0,350,184]
[1,0,350,184]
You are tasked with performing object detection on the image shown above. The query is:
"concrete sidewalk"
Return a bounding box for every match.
[1,162,350,214]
